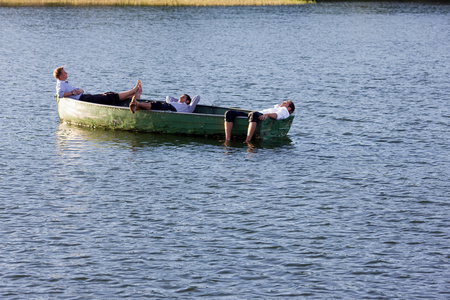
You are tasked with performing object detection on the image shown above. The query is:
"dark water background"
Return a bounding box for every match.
[0,2,449,298]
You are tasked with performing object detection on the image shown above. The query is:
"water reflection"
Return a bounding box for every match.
[56,122,293,152]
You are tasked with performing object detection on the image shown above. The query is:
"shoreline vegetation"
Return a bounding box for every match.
[0,0,315,6]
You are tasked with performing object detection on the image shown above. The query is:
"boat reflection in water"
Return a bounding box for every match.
[56,122,293,155]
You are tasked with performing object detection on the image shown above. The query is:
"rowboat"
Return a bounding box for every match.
[56,97,295,140]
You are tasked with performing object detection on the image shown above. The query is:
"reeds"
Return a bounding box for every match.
[0,0,315,6]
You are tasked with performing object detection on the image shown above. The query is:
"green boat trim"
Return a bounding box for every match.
[56,97,294,140]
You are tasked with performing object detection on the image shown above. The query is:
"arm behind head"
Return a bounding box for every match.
[187,95,200,113]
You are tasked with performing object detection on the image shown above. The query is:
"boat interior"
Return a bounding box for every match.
[120,99,250,116]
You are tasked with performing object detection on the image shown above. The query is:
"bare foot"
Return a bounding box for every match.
[135,82,142,99]
[129,96,137,114]
[133,80,141,94]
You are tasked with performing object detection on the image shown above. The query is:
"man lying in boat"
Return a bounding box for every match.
[54,66,142,105]
[128,94,200,114]
[224,100,295,143]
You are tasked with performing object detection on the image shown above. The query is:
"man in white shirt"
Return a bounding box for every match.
[54,66,142,105]
[129,94,200,114]
[224,100,295,143]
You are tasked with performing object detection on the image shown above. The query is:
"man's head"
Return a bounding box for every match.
[281,100,295,114]
[179,94,192,105]
[53,66,67,80]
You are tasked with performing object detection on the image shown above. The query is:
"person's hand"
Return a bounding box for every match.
[259,114,268,120]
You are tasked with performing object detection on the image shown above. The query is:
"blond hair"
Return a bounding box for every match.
[53,66,64,79]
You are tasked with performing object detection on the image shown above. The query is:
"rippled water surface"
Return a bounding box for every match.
[0,2,449,299]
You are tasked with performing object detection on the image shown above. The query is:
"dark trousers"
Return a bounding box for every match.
[79,92,120,105]
[225,110,262,123]
[149,101,177,111]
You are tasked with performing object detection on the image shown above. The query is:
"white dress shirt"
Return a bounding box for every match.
[56,79,82,100]
[165,95,200,113]
[259,104,290,120]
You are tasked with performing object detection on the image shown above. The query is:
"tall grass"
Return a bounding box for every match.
[0,0,315,6]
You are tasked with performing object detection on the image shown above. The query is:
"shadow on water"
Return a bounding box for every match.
[55,122,293,151]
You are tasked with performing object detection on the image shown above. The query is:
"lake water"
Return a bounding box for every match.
[0,2,449,298]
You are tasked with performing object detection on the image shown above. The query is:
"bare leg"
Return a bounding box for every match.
[225,121,234,141]
[244,122,257,143]
[118,80,141,101]
[129,96,152,114]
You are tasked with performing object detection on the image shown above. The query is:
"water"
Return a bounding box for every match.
[1,2,449,298]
